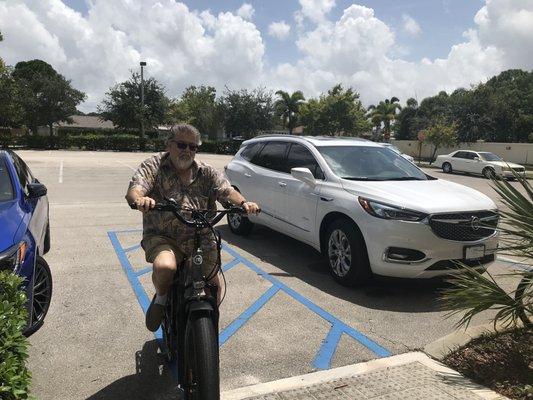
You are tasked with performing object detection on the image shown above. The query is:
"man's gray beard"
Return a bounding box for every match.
[176,156,193,170]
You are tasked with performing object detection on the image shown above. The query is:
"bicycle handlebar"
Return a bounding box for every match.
[129,200,247,228]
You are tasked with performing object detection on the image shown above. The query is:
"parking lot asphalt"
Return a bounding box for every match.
[18,150,526,400]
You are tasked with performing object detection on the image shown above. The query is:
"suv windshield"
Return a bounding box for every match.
[0,157,14,202]
[479,152,502,161]
[318,146,429,181]
[388,145,402,154]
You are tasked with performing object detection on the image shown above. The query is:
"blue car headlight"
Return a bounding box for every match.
[358,197,427,222]
[0,242,27,273]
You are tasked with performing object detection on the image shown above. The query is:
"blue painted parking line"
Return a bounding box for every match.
[108,230,175,378]
[124,243,142,253]
[222,258,241,272]
[219,285,280,346]
[314,324,343,370]
[108,228,391,372]
[134,266,153,277]
[222,244,392,367]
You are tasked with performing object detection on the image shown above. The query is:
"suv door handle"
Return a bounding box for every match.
[244,173,251,178]
[278,181,287,187]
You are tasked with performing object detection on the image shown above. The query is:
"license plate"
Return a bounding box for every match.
[464,245,485,260]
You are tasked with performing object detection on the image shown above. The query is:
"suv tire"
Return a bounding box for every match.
[326,219,372,287]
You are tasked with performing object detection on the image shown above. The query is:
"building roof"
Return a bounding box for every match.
[57,115,115,129]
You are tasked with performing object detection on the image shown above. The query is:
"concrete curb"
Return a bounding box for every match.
[221,351,506,400]
[424,322,518,361]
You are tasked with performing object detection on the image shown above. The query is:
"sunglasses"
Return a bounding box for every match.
[171,140,199,151]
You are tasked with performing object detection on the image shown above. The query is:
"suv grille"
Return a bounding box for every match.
[429,211,499,241]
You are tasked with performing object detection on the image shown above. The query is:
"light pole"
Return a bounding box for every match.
[140,61,146,142]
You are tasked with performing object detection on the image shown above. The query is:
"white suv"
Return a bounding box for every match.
[225,136,499,286]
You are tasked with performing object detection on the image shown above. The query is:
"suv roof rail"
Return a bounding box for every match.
[252,134,300,139]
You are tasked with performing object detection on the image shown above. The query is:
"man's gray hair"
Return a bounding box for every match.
[169,123,202,145]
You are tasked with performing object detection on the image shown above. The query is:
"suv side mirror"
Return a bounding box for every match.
[291,167,316,187]
[27,182,47,198]
[474,157,480,161]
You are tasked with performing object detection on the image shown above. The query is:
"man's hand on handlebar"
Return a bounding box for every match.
[134,196,156,212]
[241,201,260,215]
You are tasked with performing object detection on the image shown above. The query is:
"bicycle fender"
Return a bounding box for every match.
[186,300,215,315]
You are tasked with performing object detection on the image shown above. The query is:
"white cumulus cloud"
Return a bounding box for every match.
[0,0,265,111]
[295,0,336,24]
[402,14,421,36]
[236,3,254,21]
[268,21,291,40]
[474,0,533,70]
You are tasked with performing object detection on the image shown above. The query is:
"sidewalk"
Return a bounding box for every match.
[221,352,507,400]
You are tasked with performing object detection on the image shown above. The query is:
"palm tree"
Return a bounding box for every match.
[367,97,402,140]
[275,90,305,134]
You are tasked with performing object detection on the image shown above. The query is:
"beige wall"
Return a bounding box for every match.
[392,140,533,165]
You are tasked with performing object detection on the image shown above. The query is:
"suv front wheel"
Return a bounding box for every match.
[326,219,372,286]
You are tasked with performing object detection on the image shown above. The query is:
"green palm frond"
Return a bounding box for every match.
[441,169,533,330]
[492,171,533,259]
[441,266,532,329]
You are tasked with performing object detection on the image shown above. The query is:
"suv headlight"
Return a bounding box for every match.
[358,198,427,221]
[0,242,27,273]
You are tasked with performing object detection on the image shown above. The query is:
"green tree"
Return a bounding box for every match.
[447,87,494,142]
[0,31,5,73]
[425,119,458,163]
[168,86,223,140]
[99,71,169,133]
[300,84,369,136]
[274,90,305,134]
[0,67,25,128]
[13,60,86,136]
[484,69,533,142]
[0,33,24,127]
[394,98,420,140]
[220,88,275,138]
[367,97,401,140]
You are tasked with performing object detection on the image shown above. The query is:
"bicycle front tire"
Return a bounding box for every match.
[184,313,220,400]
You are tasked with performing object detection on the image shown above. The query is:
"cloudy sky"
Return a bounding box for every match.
[1,0,532,112]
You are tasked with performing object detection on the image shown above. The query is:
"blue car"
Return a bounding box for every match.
[0,149,52,336]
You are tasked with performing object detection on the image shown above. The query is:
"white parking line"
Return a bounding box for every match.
[59,160,64,183]
[116,161,136,171]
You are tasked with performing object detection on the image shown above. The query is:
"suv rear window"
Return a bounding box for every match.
[251,142,288,172]
[240,142,263,161]
[453,151,470,159]
[0,157,14,202]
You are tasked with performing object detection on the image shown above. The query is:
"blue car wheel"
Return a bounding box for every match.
[24,256,53,336]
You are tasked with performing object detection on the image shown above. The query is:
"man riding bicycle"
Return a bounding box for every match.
[126,123,260,332]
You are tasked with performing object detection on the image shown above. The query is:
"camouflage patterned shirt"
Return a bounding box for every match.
[127,152,234,245]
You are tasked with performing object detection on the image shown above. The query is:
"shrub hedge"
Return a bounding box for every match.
[0,272,32,400]
[0,133,242,155]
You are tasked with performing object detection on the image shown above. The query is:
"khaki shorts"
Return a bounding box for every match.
[141,235,219,278]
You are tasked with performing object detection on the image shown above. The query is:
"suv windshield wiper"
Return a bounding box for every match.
[386,177,425,181]
[341,176,376,181]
